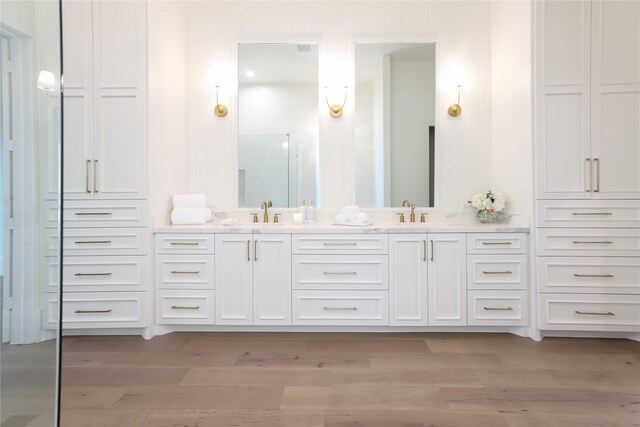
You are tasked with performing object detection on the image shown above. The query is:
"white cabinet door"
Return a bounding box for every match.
[590,0,640,199]
[215,234,253,325]
[427,233,467,326]
[253,235,291,325]
[535,0,592,199]
[389,234,428,326]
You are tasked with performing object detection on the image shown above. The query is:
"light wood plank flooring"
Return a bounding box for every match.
[60,333,640,427]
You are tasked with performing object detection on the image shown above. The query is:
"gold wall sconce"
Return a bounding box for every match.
[214,85,228,117]
[448,85,462,117]
[325,86,348,118]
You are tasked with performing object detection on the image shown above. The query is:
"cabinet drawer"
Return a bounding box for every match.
[468,290,528,326]
[538,257,640,294]
[467,255,527,290]
[292,234,388,255]
[49,200,147,228]
[156,290,215,325]
[60,228,147,256]
[467,233,528,254]
[536,228,640,257]
[292,290,389,325]
[537,200,640,228]
[539,293,640,332]
[292,255,388,290]
[61,292,147,329]
[156,255,214,290]
[48,256,146,292]
[155,234,215,254]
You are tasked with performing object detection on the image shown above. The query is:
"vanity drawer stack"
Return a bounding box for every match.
[466,233,529,326]
[536,201,640,332]
[155,234,215,325]
[292,234,389,325]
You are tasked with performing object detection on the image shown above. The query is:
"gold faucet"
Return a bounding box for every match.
[402,200,416,223]
[260,200,272,223]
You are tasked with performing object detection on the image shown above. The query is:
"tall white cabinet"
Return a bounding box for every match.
[535,0,640,333]
[54,0,148,331]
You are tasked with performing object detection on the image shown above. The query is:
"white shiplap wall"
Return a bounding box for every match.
[150,1,500,217]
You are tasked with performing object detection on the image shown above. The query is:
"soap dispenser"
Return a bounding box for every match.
[305,199,315,222]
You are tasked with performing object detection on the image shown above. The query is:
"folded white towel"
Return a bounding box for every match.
[171,208,211,225]
[336,212,369,225]
[340,205,360,214]
[173,194,208,210]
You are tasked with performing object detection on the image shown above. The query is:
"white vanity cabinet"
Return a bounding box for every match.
[214,234,292,325]
[389,234,428,326]
[427,234,467,326]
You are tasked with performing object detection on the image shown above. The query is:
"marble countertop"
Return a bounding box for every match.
[153,217,530,234]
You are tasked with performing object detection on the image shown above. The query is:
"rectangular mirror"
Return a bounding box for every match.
[353,42,436,208]
[238,43,319,208]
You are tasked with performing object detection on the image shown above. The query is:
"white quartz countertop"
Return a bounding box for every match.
[153,218,530,234]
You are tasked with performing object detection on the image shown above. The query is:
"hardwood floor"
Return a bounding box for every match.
[60,333,640,427]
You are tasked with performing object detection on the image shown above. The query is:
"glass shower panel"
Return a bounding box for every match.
[0,1,62,426]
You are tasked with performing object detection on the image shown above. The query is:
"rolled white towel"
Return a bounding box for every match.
[350,212,369,224]
[173,194,208,209]
[335,212,348,224]
[340,205,360,214]
[171,208,211,225]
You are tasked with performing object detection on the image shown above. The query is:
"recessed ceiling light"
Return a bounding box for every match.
[245,70,255,78]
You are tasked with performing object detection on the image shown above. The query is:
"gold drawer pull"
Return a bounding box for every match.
[573,241,613,244]
[171,305,200,310]
[75,212,113,216]
[74,240,112,244]
[323,306,358,311]
[170,242,199,246]
[482,242,512,246]
[171,270,200,275]
[575,310,615,316]
[75,309,112,314]
[572,212,612,216]
[574,273,614,278]
[323,242,358,246]
[74,272,112,277]
[482,271,513,275]
[483,306,513,311]
[323,271,357,275]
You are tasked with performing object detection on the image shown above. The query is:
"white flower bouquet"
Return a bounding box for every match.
[467,191,505,222]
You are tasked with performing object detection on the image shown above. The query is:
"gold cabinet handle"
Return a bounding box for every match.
[423,240,427,262]
[171,305,200,310]
[86,160,91,193]
[575,310,615,316]
[482,242,512,246]
[323,242,358,246]
[572,241,613,244]
[170,242,199,246]
[586,157,593,192]
[93,159,99,193]
[430,240,434,261]
[594,158,600,192]
[75,309,112,314]
[247,240,251,261]
[323,271,357,275]
[74,240,112,244]
[171,270,200,275]
[74,272,112,276]
[572,212,612,216]
[482,271,513,275]
[574,273,614,278]
[483,306,513,311]
[75,212,112,216]
[254,239,258,261]
[323,306,357,311]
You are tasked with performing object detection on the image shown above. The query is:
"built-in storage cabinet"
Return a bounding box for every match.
[535,0,640,200]
[389,234,428,326]
[428,234,467,326]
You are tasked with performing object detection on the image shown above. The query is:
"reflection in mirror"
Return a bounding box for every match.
[238,43,319,208]
[354,43,436,208]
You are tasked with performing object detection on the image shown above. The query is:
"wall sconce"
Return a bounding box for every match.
[448,85,462,117]
[37,70,57,92]
[325,86,347,118]
[213,85,228,117]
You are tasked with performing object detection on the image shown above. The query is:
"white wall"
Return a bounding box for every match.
[147,0,188,221]
[147,1,533,216]
[491,1,533,215]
